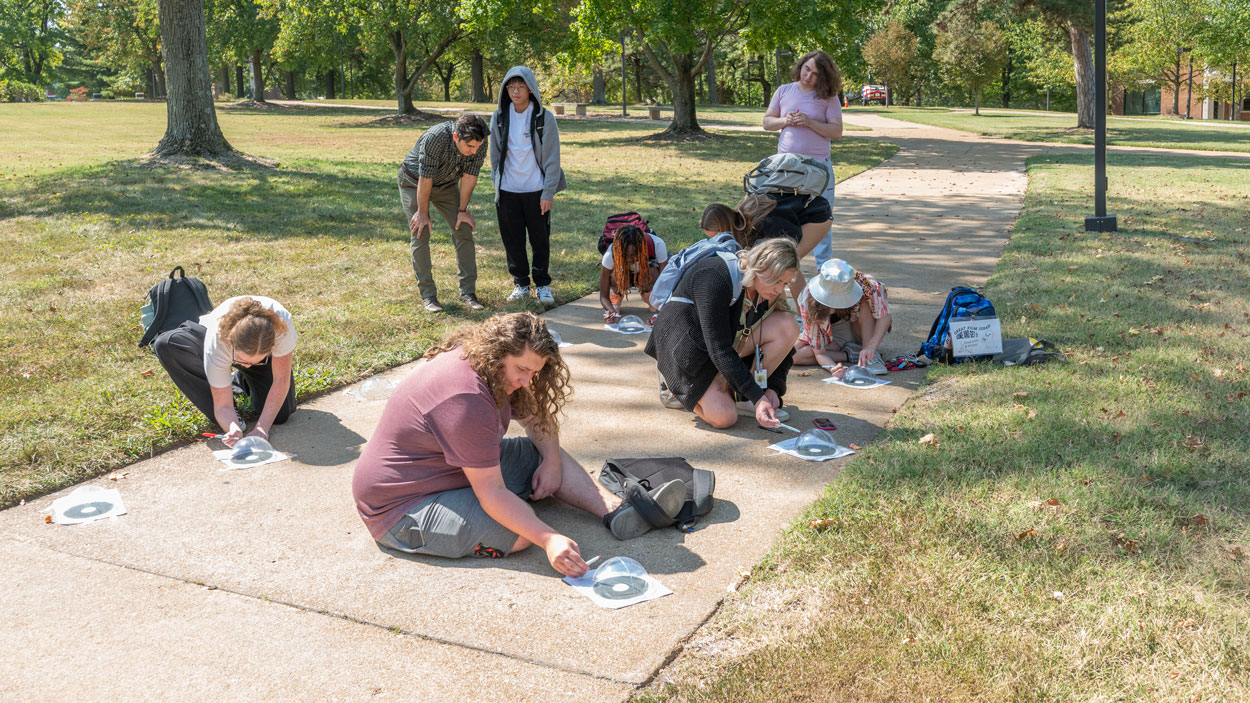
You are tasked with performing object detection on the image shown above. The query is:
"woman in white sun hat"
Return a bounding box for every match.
[793,259,891,376]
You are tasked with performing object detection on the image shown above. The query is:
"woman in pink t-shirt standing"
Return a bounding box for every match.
[762,50,844,271]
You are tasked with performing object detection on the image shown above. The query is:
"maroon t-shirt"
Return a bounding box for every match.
[352,350,511,540]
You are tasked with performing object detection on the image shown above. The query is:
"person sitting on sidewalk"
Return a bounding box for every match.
[645,238,801,430]
[792,259,892,375]
[399,113,489,313]
[598,224,668,324]
[352,312,685,577]
[153,295,297,447]
[490,66,566,306]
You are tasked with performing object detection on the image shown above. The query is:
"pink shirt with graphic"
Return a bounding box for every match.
[768,82,843,160]
[352,350,511,540]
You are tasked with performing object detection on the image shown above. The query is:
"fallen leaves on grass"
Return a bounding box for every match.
[848,443,862,451]
[918,433,938,446]
[809,518,836,529]
[1046,498,1061,507]
[1111,533,1140,552]
[1016,528,1037,542]
[1013,391,1029,399]
[139,369,156,377]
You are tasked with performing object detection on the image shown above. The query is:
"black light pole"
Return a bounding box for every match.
[1085,0,1117,232]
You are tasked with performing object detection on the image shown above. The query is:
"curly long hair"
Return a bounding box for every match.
[423,312,570,436]
[791,50,843,100]
[610,225,652,298]
[218,297,287,356]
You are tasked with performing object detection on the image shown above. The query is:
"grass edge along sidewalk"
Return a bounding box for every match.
[854,106,1250,154]
[0,103,898,508]
[637,151,1250,702]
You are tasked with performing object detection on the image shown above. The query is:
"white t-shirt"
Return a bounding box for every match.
[200,295,298,388]
[500,103,544,193]
[600,233,668,271]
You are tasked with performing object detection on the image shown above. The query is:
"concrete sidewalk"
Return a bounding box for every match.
[0,115,1049,701]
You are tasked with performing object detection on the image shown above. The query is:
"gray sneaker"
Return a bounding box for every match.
[603,479,686,540]
[506,285,530,302]
[536,285,555,305]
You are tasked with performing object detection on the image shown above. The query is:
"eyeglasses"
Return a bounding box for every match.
[232,350,270,368]
[506,83,528,92]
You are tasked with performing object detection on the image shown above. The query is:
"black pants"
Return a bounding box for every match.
[495,190,551,287]
[152,321,296,428]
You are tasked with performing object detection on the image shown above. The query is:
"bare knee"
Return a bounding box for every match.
[696,403,738,429]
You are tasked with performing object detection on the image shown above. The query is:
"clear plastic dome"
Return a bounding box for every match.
[591,556,650,599]
[616,314,646,332]
[843,366,877,386]
[231,436,276,463]
[794,428,838,457]
[356,377,396,401]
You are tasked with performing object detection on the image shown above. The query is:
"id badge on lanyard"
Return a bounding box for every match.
[753,344,767,389]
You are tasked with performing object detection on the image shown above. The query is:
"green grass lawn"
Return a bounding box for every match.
[860,106,1250,153]
[0,101,896,506]
[640,152,1250,701]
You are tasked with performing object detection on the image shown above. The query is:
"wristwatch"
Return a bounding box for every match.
[457,207,469,213]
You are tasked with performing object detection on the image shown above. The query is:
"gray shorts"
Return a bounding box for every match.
[377,437,542,559]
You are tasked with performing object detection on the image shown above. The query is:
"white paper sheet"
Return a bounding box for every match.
[562,568,673,609]
[212,447,294,471]
[767,436,856,462]
[51,485,127,525]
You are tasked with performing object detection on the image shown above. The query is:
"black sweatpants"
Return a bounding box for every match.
[152,321,296,429]
[495,189,551,287]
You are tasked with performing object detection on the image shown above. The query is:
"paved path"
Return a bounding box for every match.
[2,114,1052,701]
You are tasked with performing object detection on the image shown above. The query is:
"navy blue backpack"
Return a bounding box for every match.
[920,287,996,364]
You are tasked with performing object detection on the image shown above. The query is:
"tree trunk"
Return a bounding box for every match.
[1186,55,1193,119]
[1171,47,1182,116]
[325,69,336,99]
[154,0,233,156]
[391,32,415,114]
[470,50,487,102]
[1069,21,1095,129]
[664,53,702,134]
[633,56,643,102]
[145,68,155,99]
[706,52,719,105]
[235,64,245,98]
[592,68,606,104]
[1002,49,1011,108]
[975,86,981,115]
[284,70,296,100]
[442,63,453,101]
[221,65,230,95]
[250,50,265,102]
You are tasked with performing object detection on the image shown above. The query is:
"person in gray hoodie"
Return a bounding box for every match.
[489,66,566,305]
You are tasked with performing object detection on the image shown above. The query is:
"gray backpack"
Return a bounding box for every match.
[742,153,832,205]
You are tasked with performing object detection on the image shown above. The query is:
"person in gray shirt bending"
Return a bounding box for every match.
[399,113,489,313]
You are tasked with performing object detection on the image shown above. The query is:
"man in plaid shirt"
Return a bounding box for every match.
[399,114,489,313]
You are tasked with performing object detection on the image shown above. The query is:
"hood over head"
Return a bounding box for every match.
[498,65,543,113]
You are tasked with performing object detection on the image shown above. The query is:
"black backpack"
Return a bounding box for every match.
[138,266,214,348]
[599,457,715,532]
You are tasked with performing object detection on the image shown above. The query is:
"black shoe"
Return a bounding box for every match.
[422,297,444,313]
[459,294,485,311]
[603,479,686,540]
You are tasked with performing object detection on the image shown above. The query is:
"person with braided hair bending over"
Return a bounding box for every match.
[598,224,668,325]
[153,296,298,447]
[352,313,685,577]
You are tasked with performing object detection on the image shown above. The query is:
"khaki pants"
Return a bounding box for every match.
[398,169,477,300]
